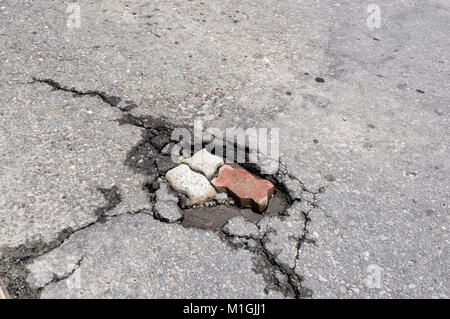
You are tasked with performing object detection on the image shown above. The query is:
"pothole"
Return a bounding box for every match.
[121,114,317,298]
[122,115,292,228]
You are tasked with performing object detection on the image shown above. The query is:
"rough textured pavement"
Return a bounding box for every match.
[0,0,449,298]
[26,213,284,299]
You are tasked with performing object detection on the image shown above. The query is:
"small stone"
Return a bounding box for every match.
[184,148,224,179]
[204,201,215,207]
[222,216,260,239]
[214,192,229,205]
[165,164,216,206]
[315,77,325,83]
[211,165,275,212]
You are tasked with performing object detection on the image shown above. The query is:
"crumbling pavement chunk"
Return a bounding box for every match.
[258,201,307,270]
[222,216,260,239]
[154,201,183,223]
[153,180,183,223]
[155,179,179,202]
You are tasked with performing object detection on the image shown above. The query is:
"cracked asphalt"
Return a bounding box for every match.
[0,0,449,299]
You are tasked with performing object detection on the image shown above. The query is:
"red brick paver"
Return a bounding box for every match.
[211,165,275,212]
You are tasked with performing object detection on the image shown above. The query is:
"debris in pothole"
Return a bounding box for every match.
[212,165,275,212]
[22,80,318,299]
[154,201,183,223]
[153,179,183,223]
[120,117,313,297]
[165,164,216,206]
[214,192,234,205]
[184,148,224,179]
[222,216,260,239]
[155,179,179,202]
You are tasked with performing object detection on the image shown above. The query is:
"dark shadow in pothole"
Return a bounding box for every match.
[180,157,291,230]
[181,188,289,230]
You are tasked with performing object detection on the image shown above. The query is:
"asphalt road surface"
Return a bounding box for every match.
[0,0,448,298]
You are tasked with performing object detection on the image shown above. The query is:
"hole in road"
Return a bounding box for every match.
[122,115,291,230]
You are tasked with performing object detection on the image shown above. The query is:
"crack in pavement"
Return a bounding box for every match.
[2,77,324,298]
[31,78,123,109]
[40,256,85,291]
[0,183,129,298]
[95,186,122,223]
[220,196,318,298]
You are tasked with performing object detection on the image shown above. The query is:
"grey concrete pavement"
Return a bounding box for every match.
[0,0,448,298]
[0,82,150,248]
[26,213,284,298]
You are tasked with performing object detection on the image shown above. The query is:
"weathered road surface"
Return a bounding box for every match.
[0,0,448,298]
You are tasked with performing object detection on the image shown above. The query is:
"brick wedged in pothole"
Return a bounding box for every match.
[165,164,216,206]
[184,148,224,179]
[212,165,275,212]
